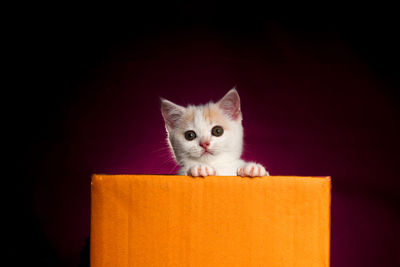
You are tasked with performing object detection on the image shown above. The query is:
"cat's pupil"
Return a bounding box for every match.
[211,126,224,137]
[184,130,197,141]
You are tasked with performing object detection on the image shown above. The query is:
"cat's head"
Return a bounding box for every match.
[161,89,243,165]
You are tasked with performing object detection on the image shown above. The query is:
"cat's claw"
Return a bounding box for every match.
[237,163,269,177]
[187,165,216,177]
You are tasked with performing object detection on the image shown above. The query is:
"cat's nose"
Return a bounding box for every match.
[200,141,210,149]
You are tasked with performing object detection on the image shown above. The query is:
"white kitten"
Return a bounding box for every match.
[161,88,269,177]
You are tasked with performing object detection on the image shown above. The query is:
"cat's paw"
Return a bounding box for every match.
[187,165,216,177]
[237,163,269,177]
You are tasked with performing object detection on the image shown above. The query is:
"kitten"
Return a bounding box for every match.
[161,88,269,177]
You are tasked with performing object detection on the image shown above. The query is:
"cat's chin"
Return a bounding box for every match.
[189,152,214,161]
[201,152,216,160]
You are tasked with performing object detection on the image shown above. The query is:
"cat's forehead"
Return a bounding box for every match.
[182,103,230,129]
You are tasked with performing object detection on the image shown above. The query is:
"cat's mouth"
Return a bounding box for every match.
[201,150,213,156]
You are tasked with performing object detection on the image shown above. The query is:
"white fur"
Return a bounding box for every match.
[161,89,269,177]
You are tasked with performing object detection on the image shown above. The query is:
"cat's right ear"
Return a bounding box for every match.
[160,98,185,130]
[217,88,242,121]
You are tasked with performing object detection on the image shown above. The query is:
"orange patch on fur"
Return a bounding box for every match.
[203,105,230,130]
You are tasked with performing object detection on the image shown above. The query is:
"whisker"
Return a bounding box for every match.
[150,146,172,154]
[167,164,179,174]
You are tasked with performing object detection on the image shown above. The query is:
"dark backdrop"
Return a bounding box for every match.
[13,3,399,266]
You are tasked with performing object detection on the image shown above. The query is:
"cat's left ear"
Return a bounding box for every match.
[161,98,186,130]
[217,88,242,121]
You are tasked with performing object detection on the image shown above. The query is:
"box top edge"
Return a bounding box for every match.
[92,174,331,180]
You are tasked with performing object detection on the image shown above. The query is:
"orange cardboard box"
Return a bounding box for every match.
[91,175,331,267]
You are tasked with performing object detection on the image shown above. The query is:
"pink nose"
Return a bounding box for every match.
[200,141,210,149]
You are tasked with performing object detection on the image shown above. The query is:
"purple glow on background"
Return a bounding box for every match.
[21,19,399,266]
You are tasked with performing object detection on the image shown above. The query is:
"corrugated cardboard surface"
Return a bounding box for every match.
[91,175,330,267]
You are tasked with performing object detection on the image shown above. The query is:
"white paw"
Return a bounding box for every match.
[237,163,269,177]
[187,165,216,177]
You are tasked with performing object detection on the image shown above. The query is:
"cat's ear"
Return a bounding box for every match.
[161,98,186,130]
[217,88,242,121]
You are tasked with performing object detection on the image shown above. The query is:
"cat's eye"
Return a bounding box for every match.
[211,126,224,137]
[184,130,197,141]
